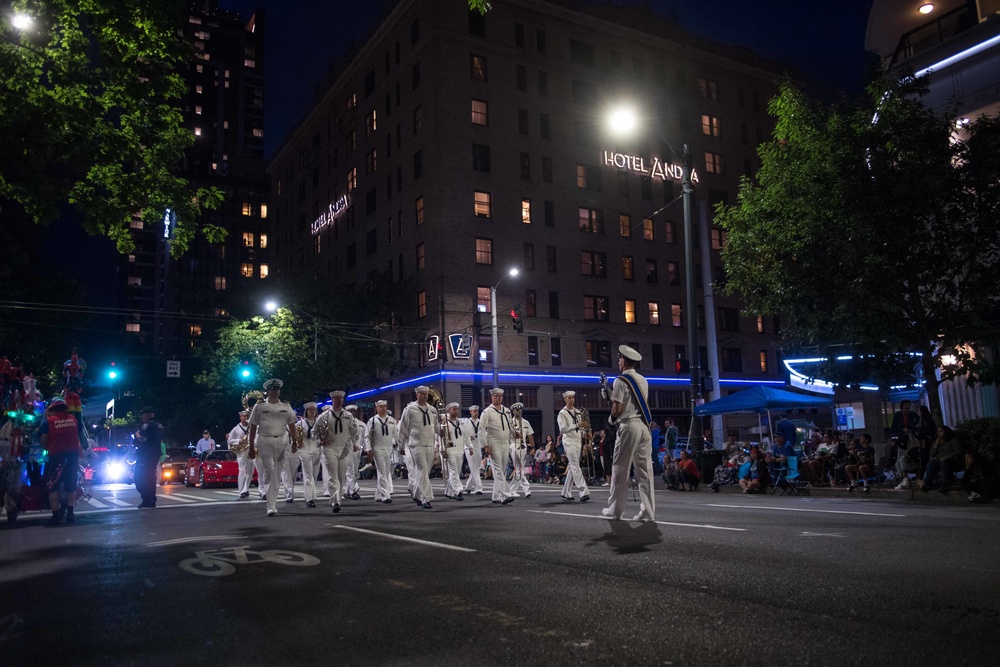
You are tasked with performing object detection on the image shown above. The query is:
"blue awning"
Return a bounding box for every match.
[694,386,833,416]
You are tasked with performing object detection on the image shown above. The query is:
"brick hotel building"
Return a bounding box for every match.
[269,0,790,435]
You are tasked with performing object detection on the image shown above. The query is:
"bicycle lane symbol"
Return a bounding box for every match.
[178,546,320,577]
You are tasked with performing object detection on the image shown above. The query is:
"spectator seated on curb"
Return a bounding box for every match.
[662,457,682,490]
[846,433,876,493]
[739,448,771,494]
[892,437,920,490]
[922,426,960,494]
[676,450,701,491]
[960,451,993,503]
[766,433,796,481]
[709,445,745,492]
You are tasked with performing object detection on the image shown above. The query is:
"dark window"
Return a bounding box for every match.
[411,17,420,45]
[721,348,743,373]
[640,176,652,200]
[544,200,554,227]
[527,336,538,365]
[364,69,375,97]
[468,10,486,37]
[536,29,546,53]
[583,295,610,322]
[366,187,377,215]
[411,61,421,90]
[523,243,535,270]
[667,261,680,285]
[581,251,607,277]
[413,150,423,179]
[546,245,557,272]
[646,258,658,283]
[538,71,548,95]
[346,242,357,268]
[654,62,666,85]
[586,340,612,367]
[473,144,492,172]
[617,171,629,197]
[519,152,530,179]
[516,65,527,91]
[549,291,560,319]
[572,79,596,105]
[514,22,525,48]
[539,113,550,139]
[551,337,561,365]
[652,343,664,370]
[719,307,740,332]
[542,157,552,183]
[569,39,595,66]
[366,228,377,255]
[518,108,529,135]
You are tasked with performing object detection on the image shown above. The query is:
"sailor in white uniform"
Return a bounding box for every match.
[366,400,396,503]
[557,391,591,502]
[344,404,365,500]
[397,385,438,509]
[296,402,322,508]
[509,402,534,498]
[315,390,358,513]
[227,410,253,498]
[479,388,515,505]
[318,405,332,497]
[247,379,297,517]
[462,405,483,495]
[441,402,469,500]
[602,345,655,522]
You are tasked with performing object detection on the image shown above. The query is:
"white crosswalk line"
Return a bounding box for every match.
[82,497,109,509]
[105,497,133,507]
[212,490,241,496]
[158,494,195,504]
[168,492,212,502]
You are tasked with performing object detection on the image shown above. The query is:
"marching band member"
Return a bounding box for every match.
[227,410,254,499]
[318,405,333,497]
[557,391,591,502]
[397,385,437,509]
[315,390,357,514]
[367,400,396,503]
[279,423,298,504]
[602,346,656,522]
[297,402,322,508]
[479,388,516,505]
[509,402,534,498]
[442,403,469,500]
[463,405,484,495]
[344,404,365,500]
[247,379,297,517]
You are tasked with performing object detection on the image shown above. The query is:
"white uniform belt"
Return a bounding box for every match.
[618,415,644,423]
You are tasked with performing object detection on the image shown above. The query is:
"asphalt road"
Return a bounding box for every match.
[3,480,999,666]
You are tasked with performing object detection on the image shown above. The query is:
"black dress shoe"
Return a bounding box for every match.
[239,492,250,499]
[383,498,392,504]
[492,500,501,504]
[580,495,590,503]
[350,492,361,500]
[306,500,316,508]
[414,498,422,505]
[332,503,341,513]
[475,491,483,495]
[455,494,463,501]
[501,497,515,505]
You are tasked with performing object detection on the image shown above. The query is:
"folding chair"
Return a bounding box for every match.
[772,456,801,495]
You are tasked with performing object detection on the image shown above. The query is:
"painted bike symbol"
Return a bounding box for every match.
[178,546,320,577]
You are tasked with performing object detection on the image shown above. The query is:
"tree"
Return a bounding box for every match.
[716,72,1000,422]
[0,0,223,256]
[468,1,492,14]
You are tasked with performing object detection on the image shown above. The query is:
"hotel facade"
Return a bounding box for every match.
[269,0,792,437]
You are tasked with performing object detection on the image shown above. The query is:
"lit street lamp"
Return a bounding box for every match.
[265,300,318,362]
[607,105,702,448]
[490,268,519,389]
[11,14,32,31]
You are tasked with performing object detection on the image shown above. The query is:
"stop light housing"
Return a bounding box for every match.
[675,358,690,374]
[510,306,524,334]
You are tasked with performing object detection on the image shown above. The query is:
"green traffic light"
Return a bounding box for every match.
[108,370,118,380]
[241,369,251,378]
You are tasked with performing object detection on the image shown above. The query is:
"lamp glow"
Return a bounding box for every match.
[264,301,278,312]
[12,14,32,30]
[607,106,640,137]
[508,268,519,277]
[918,3,934,14]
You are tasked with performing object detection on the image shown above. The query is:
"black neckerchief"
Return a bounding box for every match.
[416,405,431,426]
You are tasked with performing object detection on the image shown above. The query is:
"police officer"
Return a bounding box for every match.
[133,406,163,509]
[602,346,656,522]
[367,400,397,503]
[248,379,297,517]
[315,390,357,513]
[227,410,254,499]
[558,391,591,502]
[397,385,437,509]
[479,388,516,505]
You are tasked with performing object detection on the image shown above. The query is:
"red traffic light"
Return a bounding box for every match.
[675,358,690,374]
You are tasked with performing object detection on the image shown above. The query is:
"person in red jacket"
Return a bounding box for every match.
[39,398,84,525]
[677,450,701,491]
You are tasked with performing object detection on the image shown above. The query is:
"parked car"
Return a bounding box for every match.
[185,450,251,488]
[160,448,191,485]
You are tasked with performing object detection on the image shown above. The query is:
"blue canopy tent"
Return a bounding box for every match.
[694,386,833,444]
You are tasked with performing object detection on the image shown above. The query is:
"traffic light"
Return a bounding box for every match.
[238,360,255,382]
[107,361,119,380]
[510,306,524,334]
[675,357,690,374]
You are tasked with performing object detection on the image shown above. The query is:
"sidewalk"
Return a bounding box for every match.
[688,481,996,505]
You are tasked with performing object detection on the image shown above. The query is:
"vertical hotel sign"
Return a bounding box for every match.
[311,195,350,235]
[601,150,699,184]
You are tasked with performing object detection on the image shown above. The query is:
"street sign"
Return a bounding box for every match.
[426,336,440,362]
[166,360,181,378]
[448,333,472,359]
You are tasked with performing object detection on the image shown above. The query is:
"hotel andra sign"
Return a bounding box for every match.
[602,150,700,184]
[311,194,350,235]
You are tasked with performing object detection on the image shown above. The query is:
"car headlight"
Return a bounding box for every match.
[163,470,173,477]
[106,461,126,479]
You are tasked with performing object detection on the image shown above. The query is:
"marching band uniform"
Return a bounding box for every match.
[367,400,397,502]
[318,405,332,497]
[509,403,534,498]
[248,379,297,516]
[344,405,365,500]
[397,386,437,508]
[315,391,358,513]
[254,449,267,499]
[558,391,591,501]
[227,410,253,498]
[602,346,656,522]
[442,403,469,500]
[297,403,322,507]
[463,406,484,494]
[279,431,298,502]
[479,388,516,505]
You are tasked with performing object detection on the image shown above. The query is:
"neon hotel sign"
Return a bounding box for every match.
[311,194,349,235]
[602,150,699,184]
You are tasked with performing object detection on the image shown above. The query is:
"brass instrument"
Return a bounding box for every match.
[577,407,593,447]
[510,403,525,483]
[232,390,263,455]
[294,420,305,449]
[436,400,456,448]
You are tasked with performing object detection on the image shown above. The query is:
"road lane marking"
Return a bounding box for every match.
[801,532,846,538]
[705,504,905,518]
[147,535,248,547]
[105,497,133,507]
[526,509,747,532]
[212,490,242,496]
[158,495,195,503]
[329,525,477,552]
[82,497,109,509]
[166,492,209,502]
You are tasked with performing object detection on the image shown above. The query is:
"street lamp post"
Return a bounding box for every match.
[489,269,519,389]
[265,301,318,362]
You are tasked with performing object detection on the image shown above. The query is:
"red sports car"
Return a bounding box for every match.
[185,451,256,488]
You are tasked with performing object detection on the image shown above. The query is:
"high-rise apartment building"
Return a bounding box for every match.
[270,0,788,434]
[121,1,270,355]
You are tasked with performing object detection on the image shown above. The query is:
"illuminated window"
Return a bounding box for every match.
[583,295,609,322]
[366,148,377,175]
[242,232,254,247]
[581,251,607,277]
[126,323,140,332]
[214,276,227,290]
[259,233,268,248]
[759,350,769,373]
[260,204,268,219]
[622,256,634,280]
[259,264,269,279]
[128,254,136,263]
[705,152,725,174]
[130,219,143,230]
[648,301,660,325]
[521,199,531,224]
[470,54,487,81]
[416,242,425,270]
[619,214,631,238]
[314,235,321,255]
[416,291,427,318]
[671,303,682,327]
[195,105,202,115]
[757,315,765,333]
[665,221,676,243]
[194,127,202,136]
[241,263,254,278]
[643,218,654,240]
[415,196,425,224]
[347,93,356,110]
[195,85,203,94]
[576,164,600,190]
[578,207,603,233]
[624,299,636,324]
[471,99,488,125]
[366,109,377,136]
[475,238,493,265]
[244,59,255,68]
[190,325,202,337]
[477,286,491,312]
[347,167,357,191]
[127,276,142,286]
[698,77,718,101]
[189,16,202,24]
[711,228,727,249]
[474,191,492,218]
[667,261,680,285]
[701,114,722,137]
[242,202,252,216]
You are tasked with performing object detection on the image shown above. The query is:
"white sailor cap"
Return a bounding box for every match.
[511,402,524,411]
[446,402,460,411]
[303,402,318,410]
[239,409,251,416]
[414,385,430,393]
[490,387,504,395]
[468,405,480,412]
[263,378,283,390]
[345,404,358,412]
[375,400,387,407]
[321,405,333,412]
[329,390,346,398]
[618,344,642,362]
[562,390,576,398]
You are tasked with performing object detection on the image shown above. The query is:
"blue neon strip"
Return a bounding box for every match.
[915,33,1000,78]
